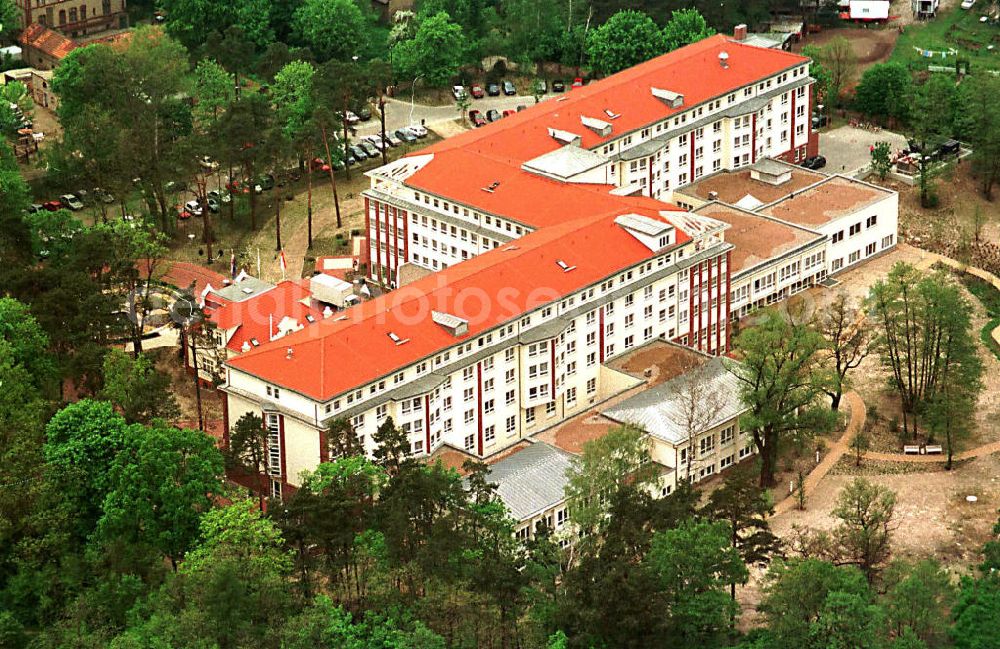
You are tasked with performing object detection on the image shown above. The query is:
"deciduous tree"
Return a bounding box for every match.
[818,292,872,410]
[98,424,223,569]
[704,466,782,599]
[731,309,837,487]
[661,8,715,52]
[832,478,896,583]
[99,350,179,425]
[293,0,370,62]
[393,11,467,87]
[586,10,665,75]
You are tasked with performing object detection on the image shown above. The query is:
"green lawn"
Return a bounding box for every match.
[891,5,1000,72]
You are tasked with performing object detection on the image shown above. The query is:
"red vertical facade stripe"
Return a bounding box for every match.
[424,395,431,451]
[689,136,695,180]
[476,362,484,456]
[790,89,796,156]
[716,254,723,353]
[751,114,757,164]
[706,259,713,353]
[402,209,409,263]
[725,250,733,352]
[598,307,606,363]
[318,429,327,464]
[688,265,695,347]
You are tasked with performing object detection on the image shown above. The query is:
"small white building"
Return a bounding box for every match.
[839,0,891,20]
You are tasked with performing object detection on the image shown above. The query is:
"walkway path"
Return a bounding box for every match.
[862,441,1000,464]
[773,391,866,515]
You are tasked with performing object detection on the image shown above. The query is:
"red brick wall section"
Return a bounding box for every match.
[476,362,484,456]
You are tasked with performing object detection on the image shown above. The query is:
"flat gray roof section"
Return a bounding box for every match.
[602,357,747,445]
[214,276,275,302]
[522,144,608,180]
[482,442,574,522]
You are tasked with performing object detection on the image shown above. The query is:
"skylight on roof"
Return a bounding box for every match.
[603,109,621,119]
[241,287,254,295]
[555,259,577,272]
[387,331,410,345]
[250,338,260,346]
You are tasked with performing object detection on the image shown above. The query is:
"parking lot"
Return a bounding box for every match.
[819,124,909,176]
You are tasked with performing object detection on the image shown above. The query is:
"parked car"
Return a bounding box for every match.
[486,109,501,122]
[502,80,516,96]
[344,110,359,124]
[470,84,485,99]
[363,135,386,151]
[936,139,961,159]
[811,114,829,129]
[962,0,975,9]
[94,187,115,204]
[502,109,516,118]
[75,189,90,205]
[254,174,275,193]
[536,80,547,94]
[350,145,369,160]
[452,85,466,100]
[359,141,380,158]
[208,189,231,204]
[206,196,221,213]
[572,77,584,88]
[486,83,500,96]
[175,204,193,220]
[357,106,372,121]
[384,132,402,147]
[469,110,487,127]
[407,123,428,138]
[165,180,187,193]
[27,203,43,214]
[395,128,417,143]
[311,157,331,172]
[42,200,62,212]
[60,194,84,211]
[184,199,204,217]
[552,79,566,92]
[801,155,826,170]
[516,105,527,112]
[199,155,219,170]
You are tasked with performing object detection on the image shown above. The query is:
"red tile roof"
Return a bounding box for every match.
[156,261,226,297]
[228,202,688,401]
[227,36,806,400]
[204,279,324,353]
[19,23,77,60]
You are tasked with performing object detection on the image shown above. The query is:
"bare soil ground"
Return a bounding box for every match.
[794,27,900,86]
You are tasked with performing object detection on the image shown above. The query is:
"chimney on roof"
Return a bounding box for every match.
[718,51,730,69]
[708,191,719,201]
[286,347,294,359]
[734,24,748,41]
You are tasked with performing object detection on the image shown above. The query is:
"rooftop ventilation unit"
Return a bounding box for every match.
[708,191,719,201]
[555,259,577,273]
[580,115,612,137]
[650,87,684,108]
[547,127,582,146]
[432,310,470,337]
[481,180,501,193]
[387,331,410,345]
[603,108,621,120]
[286,347,294,359]
[719,51,730,68]
[250,338,260,346]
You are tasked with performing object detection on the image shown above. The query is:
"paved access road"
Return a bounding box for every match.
[354,93,550,136]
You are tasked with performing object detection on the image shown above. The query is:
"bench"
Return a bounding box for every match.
[925,445,943,455]
[903,445,921,455]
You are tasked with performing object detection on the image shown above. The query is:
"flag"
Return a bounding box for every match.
[279,250,287,275]
[230,251,237,278]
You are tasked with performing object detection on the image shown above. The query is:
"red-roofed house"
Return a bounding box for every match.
[188,276,328,385]
[19,23,77,70]
[218,30,825,498]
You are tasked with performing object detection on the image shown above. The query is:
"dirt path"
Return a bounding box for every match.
[773,391,867,515]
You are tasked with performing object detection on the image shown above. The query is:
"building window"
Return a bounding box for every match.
[464,434,475,451]
[485,425,496,443]
[526,408,535,425]
[545,402,556,416]
[506,416,516,434]
[699,434,716,456]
